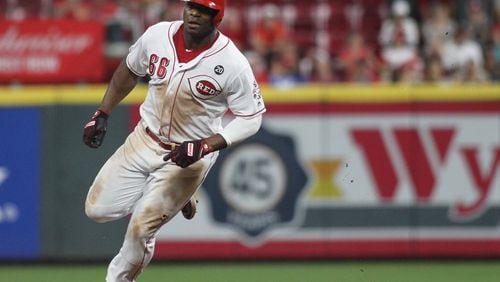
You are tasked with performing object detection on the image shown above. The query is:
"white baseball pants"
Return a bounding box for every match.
[85,121,217,282]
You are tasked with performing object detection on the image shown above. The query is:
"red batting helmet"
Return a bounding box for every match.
[182,0,225,26]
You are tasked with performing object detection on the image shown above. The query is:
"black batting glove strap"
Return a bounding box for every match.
[164,139,210,168]
[83,109,109,148]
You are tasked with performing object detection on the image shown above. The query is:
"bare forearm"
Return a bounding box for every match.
[99,59,139,114]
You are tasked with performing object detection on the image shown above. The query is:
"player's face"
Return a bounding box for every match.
[183,2,217,37]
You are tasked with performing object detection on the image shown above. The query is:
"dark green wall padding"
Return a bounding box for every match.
[40,105,131,260]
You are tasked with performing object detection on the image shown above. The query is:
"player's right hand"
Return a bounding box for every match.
[163,139,210,168]
[83,109,109,148]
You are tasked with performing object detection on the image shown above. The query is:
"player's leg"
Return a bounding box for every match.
[105,153,218,282]
[85,123,159,223]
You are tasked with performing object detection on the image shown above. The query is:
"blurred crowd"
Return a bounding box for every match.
[2,0,500,86]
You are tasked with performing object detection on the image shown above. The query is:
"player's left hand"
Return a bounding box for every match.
[83,109,108,148]
[164,139,210,168]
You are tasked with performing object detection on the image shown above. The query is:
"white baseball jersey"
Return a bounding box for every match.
[126,21,266,143]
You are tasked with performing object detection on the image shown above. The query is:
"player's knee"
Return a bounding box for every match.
[85,201,113,223]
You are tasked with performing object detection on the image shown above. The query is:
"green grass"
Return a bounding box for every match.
[0,261,499,282]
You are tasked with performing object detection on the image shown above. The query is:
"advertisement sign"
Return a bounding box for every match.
[153,99,500,259]
[0,108,40,259]
[204,127,307,241]
[0,20,104,83]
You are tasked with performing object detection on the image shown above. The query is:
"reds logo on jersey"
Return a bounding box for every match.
[188,75,222,100]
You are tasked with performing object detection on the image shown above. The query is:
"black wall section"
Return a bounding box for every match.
[40,105,130,260]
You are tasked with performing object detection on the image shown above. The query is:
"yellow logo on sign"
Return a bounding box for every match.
[308,159,343,198]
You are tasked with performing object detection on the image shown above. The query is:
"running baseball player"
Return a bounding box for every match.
[82,0,265,281]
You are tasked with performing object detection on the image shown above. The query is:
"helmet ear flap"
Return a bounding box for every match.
[207,8,221,26]
[214,12,222,26]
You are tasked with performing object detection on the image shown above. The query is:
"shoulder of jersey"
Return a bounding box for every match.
[211,33,251,68]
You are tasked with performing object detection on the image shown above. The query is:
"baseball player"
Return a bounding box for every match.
[82,0,266,281]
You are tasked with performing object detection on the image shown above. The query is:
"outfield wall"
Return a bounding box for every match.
[0,84,499,260]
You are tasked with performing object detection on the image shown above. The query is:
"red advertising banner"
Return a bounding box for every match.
[0,20,104,84]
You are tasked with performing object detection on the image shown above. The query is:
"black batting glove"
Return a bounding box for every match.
[164,139,210,168]
[83,109,109,148]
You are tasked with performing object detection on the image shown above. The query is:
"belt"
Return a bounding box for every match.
[145,127,178,151]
